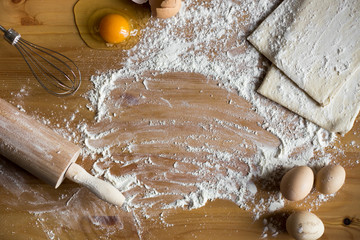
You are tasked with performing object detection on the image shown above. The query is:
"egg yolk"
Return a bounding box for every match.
[99,14,130,44]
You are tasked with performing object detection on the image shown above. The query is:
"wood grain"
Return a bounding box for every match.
[0,0,359,239]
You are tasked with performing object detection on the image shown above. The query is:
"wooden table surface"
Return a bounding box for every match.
[0,0,359,239]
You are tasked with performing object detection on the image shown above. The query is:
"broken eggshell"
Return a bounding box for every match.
[149,0,182,19]
[159,0,177,8]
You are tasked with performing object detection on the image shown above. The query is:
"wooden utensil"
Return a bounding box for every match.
[0,98,125,206]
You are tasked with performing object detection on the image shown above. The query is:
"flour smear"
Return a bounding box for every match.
[82,0,339,234]
[1,0,355,239]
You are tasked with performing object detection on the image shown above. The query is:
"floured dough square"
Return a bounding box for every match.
[248,0,360,106]
[258,65,360,134]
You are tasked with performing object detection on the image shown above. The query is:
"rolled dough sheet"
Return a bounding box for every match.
[248,0,360,106]
[258,65,360,134]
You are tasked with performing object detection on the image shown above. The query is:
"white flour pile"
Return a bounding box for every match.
[2,0,357,239]
[81,0,339,227]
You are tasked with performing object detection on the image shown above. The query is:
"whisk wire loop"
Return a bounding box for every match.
[18,38,79,93]
[15,41,69,94]
[1,26,81,96]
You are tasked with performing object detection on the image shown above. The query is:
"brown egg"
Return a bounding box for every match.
[149,0,182,19]
[315,165,346,194]
[280,166,314,201]
[286,211,324,240]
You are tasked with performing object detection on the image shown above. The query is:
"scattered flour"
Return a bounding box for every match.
[78,0,342,234]
[72,0,345,232]
[2,0,357,239]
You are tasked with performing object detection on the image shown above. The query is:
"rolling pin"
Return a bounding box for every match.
[0,98,125,206]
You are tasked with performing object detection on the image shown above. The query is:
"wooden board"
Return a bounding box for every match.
[0,0,359,239]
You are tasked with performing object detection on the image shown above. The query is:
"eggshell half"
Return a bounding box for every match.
[280,166,314,201]
[149,0,175,8]
[160,0,177,8]
[149,0,181,19]
[286,211,324,240]
[315,165,346,194]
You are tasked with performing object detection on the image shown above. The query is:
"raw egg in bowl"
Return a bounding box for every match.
[74,0,151,50]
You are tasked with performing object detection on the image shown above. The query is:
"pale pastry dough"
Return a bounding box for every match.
[258,65,360,134]
[248,0,360,106]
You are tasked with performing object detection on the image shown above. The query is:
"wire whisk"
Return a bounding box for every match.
[0,25,81,96]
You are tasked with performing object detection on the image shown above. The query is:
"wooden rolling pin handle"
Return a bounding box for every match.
[65,163,125,207]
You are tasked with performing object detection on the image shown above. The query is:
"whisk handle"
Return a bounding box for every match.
[0,25,6,33]
[2,28,21,45]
